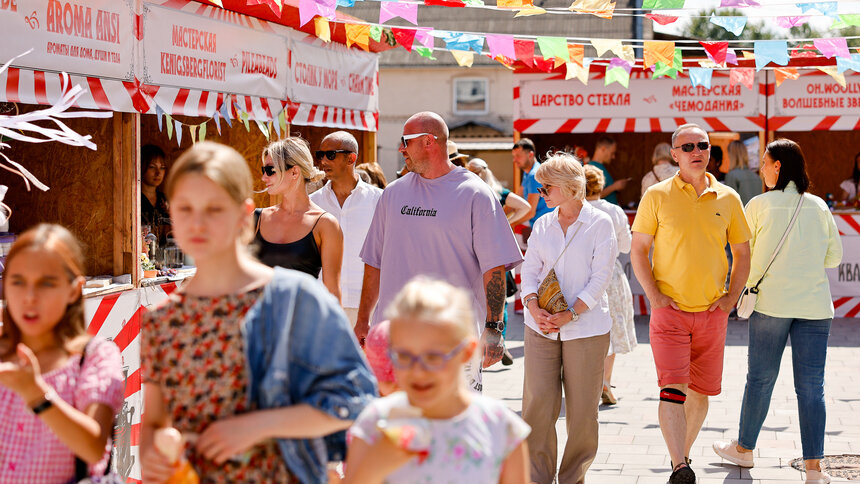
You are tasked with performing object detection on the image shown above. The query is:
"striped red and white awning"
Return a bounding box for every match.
[513,115,767,134]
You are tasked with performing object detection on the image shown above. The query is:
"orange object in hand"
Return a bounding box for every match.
[154,427,200,484]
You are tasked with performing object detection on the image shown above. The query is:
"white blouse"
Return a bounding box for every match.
[589,198,632,254]
[520,202,618,341]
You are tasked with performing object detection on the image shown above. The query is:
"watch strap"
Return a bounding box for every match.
[485,321,505,331]
[31,391,56,415]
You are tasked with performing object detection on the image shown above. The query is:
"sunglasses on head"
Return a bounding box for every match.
[537,185,553,196]
[400,132,438,149]
[315,150,353,161]
[674,142,710,153]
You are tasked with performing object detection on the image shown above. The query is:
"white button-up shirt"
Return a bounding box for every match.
[310,179,383,308]
[520,202,617,341]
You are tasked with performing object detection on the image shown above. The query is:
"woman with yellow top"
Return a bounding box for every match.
[712,139,842,484]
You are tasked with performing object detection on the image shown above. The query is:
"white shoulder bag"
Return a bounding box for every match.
[736,195,804,318]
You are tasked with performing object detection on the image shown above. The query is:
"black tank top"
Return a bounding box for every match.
[253,208,324,277]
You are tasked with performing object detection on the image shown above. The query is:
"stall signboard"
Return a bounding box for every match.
[288,33,378,113]
[0,0,135,80]
[828,227,860,298]
[141,3,288,99]
[772,74,860,116]
[518,75,761,120]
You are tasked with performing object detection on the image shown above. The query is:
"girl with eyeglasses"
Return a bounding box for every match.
[344,277,530,484]
[255,137,344,301]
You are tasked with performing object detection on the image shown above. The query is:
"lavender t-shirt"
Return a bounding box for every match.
[360,167,523,328]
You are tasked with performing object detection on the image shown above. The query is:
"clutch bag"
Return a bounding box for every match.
[537,268,569,314]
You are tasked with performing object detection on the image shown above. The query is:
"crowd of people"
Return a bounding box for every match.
[0,115,843,484]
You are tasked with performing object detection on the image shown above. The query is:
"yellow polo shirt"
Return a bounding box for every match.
[632,172,751,312]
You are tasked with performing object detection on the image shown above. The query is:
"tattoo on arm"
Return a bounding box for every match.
[486,269,505,321]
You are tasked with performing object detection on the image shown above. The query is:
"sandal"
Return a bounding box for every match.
[601,381,617,405]
[669,462,695,484]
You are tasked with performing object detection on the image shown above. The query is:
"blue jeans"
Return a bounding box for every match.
[738,312,831,460]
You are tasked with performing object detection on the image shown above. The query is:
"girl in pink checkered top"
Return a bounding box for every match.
[0,224,124,483]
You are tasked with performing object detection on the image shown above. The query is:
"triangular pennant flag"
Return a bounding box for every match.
[753,40,789,71]
[642,0,684,8]
[414,28,434,49]
[379,2,418,24]
[836,54,860,74]
[532,56,555,72]
[817,66,846,87]
[189,125,198,144]
[393,28,417,52]
[514,7,547,16]
[814,38,850,59]
[248,0,283,15]
[337,0,355,6]
[710,15,747,36]
[273,115,281,138]
[220,101,232,128]
[537,37,569,63]
[463,0,484,5]
[569,0,615,19]
[605,67,630,88]
[278,110,288,137]
[199,122,206,142]
[774,67,799,87]
[797,1,837,17]
[255,120,270,140]
[214,111,222,135]
[729,68,755,90]
[438,32,484,54]
[175,120,183,146]
[345,24,371,51]
[514,39,535,66]
[166,114,174,140]
[688,68,713,89]
[645,13,679,25]
[618,45,635,63]
[314,17,331,43]
[299,0,336,27]
[568,43,584,67]
[424,0,466,6]
[720,0,758,6]
[497,0,533,7]
[370,26,383,42]
[726,48,739,65]
[591,38,622,57]
[156,105,164,132]
[486,34,515,60]
[742,50,755,59]
[565,58,592,85]
[451,50,474,67]
[413,47,436,59]
[643,40,674,68]
[831,14,860,28]
[701,41,728,65]
[653,48,683,79]
[775,16,809,28]
[207,0,224,6]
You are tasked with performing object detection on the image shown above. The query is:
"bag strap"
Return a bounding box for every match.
[74,340,114,480]
[752,194,804,289]
[549,221,584,271]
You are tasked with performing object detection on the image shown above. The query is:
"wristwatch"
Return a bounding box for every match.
[485,321,506,332]
[567,307,580,322]
[30,389,57,415]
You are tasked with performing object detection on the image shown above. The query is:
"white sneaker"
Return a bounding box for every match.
[805,469,831,484]
[712,440,754,468]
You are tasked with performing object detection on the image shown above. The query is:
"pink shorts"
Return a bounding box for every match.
[649,306,729,396]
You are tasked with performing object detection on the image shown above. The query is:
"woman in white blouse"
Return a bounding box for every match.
[519,153,617,484]
[584,165,637,406]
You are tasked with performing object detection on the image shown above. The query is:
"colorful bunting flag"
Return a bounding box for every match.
[299,0,336,27]
[497,0,533,7]
[247,0,283,16]
[414,28,434,49]
[380,2,418,25]
[206,0,223,6]
[831,14,860,29]
[451,50,474,67]
[337,0,355,7]
[156,105,164,132]
[214,111,222,135]
[729,68,755,90]
[753,40,789,71]
[345,24,372,51]
[314,17,331,43]
[774,67,799,87]
[568,0,615,19]
[464,0,485,5]
[688,68,713,89]
[797,1,837,17]
[166,114,173,139]
[199,123,206,143]
[710,15,746,36]
[605,66,630,88]
[814,38,850,59]
[532,56,555,72]
[514,7,547,16]
[643,41,674,68]
[645,13,679,25]
[568,44,584,67]
[189,125,198,144]
[256,120,270,140]
[370,26,383,42]
[720,0,758,6]
[726,48,739,65]
[591,38,622,57]
[393,28,418,52]
[514,39,535,66]
[537,37,569,63]
[653,48,683,79]
[424,0,466,7]
[836,54,860,74]
[642,0,684,8]
[701,41,728,65]
[775,16,809,28]
[486,34,516,60]
[565,58,592,85]
[279,111,288,138]
[414,47,436,59]
[175,120,183,146]
[817,66,846,87]
[437,32,484,54]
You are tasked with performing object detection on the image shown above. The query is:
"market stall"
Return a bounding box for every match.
[0,1,380,481]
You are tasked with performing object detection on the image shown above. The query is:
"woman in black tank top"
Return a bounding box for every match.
[254,137,344,302]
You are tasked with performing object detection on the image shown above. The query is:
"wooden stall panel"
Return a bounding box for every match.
[776,131,860,199]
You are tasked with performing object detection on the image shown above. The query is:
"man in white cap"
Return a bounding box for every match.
[447,140,469,167]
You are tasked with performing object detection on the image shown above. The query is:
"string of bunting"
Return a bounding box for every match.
[152,100,289,146]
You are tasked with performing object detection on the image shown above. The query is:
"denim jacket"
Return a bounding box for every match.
[243,267,378,484]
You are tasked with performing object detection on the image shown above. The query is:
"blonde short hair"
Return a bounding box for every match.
[583,164,605,197]
[385,277,475,340]
[535,152,585,200]
[652,142,673,165]
[727,140,749,169]
[262,137,324,184]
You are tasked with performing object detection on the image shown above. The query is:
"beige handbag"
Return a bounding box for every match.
[536,224,583,315]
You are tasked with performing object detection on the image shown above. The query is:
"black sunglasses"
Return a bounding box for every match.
[315,150,353,161]
[537,185,553,196]
[261,165,277,176]
[674,142,710,153]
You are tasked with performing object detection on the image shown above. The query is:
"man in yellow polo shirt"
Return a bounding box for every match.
[631,123,751,484]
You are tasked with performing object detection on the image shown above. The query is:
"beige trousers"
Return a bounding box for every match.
[523,327,609,484]
[343,307,359,328]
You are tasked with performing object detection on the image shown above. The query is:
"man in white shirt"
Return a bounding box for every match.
[310,131,383,327]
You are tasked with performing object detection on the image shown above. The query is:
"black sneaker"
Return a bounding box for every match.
[501,349,514,366]
[669,463,695,484]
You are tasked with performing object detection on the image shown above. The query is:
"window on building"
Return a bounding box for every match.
[453,78,489,115]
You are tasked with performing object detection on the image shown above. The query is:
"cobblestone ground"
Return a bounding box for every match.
[484,314,860,483]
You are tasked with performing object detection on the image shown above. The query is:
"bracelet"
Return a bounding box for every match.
[523,295,538,306]
[30,390,57,415]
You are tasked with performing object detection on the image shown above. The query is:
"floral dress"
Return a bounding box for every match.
[350,392,530,483]
[141,287,295,483]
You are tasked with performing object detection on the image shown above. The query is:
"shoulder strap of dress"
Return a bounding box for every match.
[254,208,263,237]
[311,212,326,231]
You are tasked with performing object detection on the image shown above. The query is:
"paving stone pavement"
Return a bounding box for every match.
[484,313,860,483]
